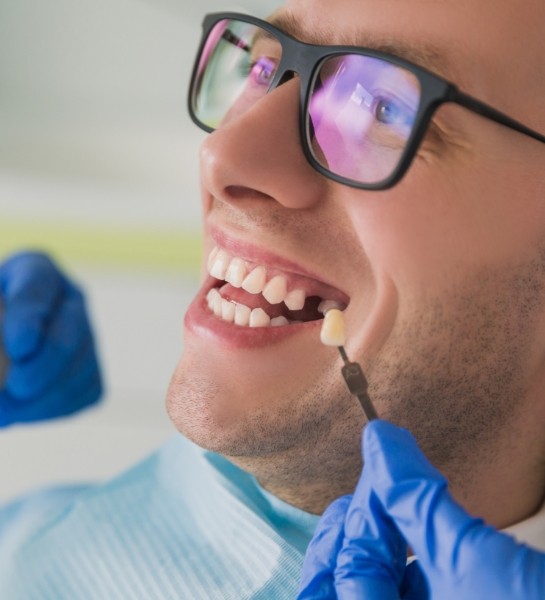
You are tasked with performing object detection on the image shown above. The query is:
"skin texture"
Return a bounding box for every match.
[167,0,545,521]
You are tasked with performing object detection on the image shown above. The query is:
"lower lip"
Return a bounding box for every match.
[184,284,320,349]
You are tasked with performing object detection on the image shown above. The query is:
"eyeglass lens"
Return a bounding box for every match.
[191,18,423,186]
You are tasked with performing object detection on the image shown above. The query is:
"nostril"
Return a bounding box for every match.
[224,186,274,202]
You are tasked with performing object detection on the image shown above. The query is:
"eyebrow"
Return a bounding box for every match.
[267,10,462,84]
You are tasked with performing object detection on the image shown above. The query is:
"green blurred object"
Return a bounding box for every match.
[0,219,202,275]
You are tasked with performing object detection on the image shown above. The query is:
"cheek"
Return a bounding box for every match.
[342,159,545,294]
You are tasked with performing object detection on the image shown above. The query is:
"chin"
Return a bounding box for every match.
[165,341,354,459]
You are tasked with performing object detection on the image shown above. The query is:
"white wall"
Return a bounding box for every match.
[0,0,281,502]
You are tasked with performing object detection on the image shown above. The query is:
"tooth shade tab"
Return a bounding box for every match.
[320,308,346,347]
[318,299,344,315]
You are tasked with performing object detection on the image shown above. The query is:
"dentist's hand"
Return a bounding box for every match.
[298,420,545,600]
[0,252,102,426]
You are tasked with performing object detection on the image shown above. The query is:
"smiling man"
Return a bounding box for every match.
[169,0,545,525]
[3,0,545,598]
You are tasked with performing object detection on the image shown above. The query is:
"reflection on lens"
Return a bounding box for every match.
[192,20,282,129]
[308,54,421,184]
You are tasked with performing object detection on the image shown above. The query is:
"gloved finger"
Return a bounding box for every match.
[0,324,8,387]
[334,428,406,600]
[362,420,477,578]
[297,495,352,600]
[0,253,66,361]
[5,285,94,400]
[0,337,102,426]
[362,420,545,596]
[400,560,429,600]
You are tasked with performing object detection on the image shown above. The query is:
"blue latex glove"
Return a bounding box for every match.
[0,252,102,426]
[298,420,545,600]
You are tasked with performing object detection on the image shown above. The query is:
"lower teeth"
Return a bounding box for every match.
[206,288,298,327]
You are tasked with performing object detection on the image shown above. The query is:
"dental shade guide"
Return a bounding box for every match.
[320,309,378,422]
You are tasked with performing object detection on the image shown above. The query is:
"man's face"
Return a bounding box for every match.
[168,0,545,501]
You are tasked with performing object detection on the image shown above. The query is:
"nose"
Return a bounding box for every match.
[199,78,328,210]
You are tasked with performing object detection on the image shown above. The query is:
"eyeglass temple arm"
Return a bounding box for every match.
[452,90,545,145]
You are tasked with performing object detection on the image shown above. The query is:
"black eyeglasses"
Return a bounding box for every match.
[188,12,545,190]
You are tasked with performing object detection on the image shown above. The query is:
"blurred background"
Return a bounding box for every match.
[0,0,280,501]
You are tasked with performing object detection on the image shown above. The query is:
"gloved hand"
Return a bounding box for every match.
[0,252,102,427]
[298,420,545,600]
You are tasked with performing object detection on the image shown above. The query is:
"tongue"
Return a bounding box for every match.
[218,283,323,322]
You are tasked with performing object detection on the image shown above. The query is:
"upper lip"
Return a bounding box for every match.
[208,226,350,305]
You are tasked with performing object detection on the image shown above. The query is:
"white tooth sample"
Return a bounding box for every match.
[249,308,271,327]
[207,246,219,271]
[284,289,306,311]
[318,299,344,315]
[320,308,346,346]
[225,258,247,288]
[271,315,289,327]
[221,299,236,323]
[234,303,251,326]
[263,275,288,304]
[242,266,267,294]
[210,249,230,280]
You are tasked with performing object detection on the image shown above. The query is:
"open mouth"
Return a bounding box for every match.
[206,247,349,328]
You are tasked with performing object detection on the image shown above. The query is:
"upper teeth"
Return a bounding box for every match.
[206,246,344,327]
[207,247,306,309]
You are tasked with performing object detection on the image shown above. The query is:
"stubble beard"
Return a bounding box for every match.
[167,254,545,503]
[369,261,544,492]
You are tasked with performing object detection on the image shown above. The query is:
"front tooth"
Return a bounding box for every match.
[225,258,247,288]
[207,246,219,271]
[249,308,271,327]
[242,266,267,294]
[271,315,289,327]
[210,249,230,280]
[221,299,236,323]
[318,299,344,315]
[234,303,251,326]
[284,289,305,311]
[207,287,220,308]
[263,275,288,305]
[212,293,223,317]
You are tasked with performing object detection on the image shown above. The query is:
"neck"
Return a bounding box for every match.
[227,429,363,515]
[231,421,545,523]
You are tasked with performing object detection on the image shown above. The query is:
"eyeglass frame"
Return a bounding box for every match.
[188,11,545,191]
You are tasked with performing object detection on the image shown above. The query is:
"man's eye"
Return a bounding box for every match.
[249,57,277,86]
[372,96,413,126]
